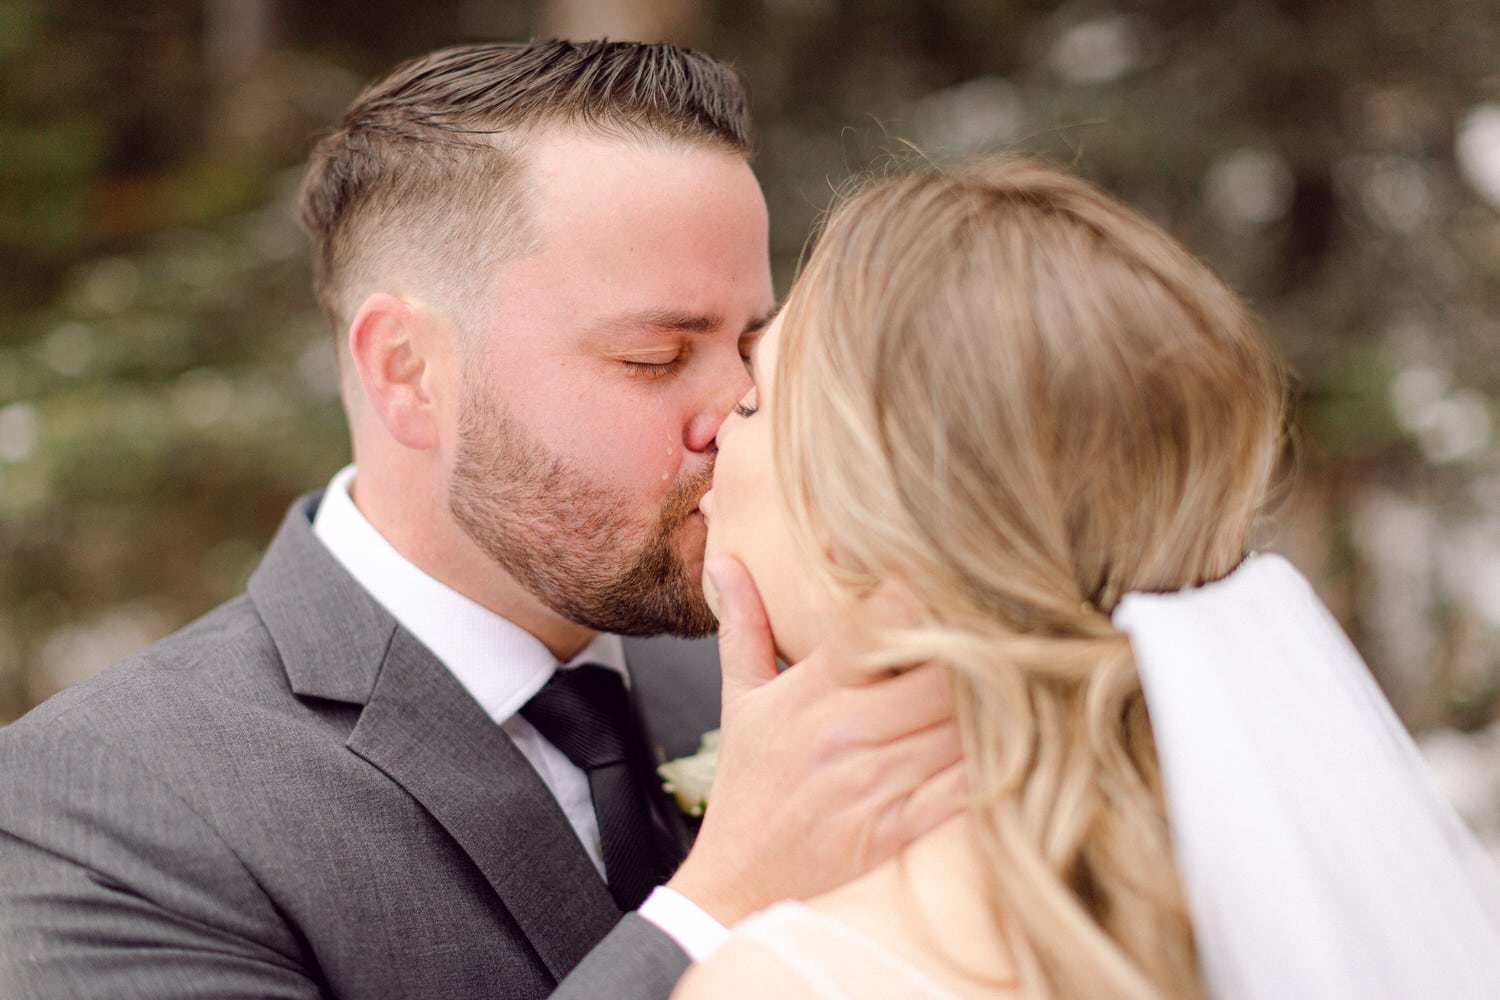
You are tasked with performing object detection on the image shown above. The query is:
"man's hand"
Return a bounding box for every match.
[665,556,965,925]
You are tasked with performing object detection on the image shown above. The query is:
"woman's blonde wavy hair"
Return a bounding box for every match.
[773,157,1287,1000]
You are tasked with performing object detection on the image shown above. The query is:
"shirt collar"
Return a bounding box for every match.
[310,464,627,724]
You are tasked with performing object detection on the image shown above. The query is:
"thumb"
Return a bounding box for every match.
[705,555,778,705]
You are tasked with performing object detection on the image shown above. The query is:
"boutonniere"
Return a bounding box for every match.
[657,729,719,817]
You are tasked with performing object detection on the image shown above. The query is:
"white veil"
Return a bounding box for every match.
[1112,553,1500,1000]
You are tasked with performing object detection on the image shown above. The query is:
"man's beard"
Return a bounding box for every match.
[448,386,717,638]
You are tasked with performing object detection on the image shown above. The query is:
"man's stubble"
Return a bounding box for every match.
[448,381,718,638]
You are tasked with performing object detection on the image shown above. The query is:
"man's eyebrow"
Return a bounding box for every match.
[597,304,781,338]
[601,309,723,334]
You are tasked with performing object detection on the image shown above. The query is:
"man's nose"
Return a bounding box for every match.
[684,355,753,453]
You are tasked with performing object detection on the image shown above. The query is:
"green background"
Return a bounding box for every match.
[3,0,1499,795]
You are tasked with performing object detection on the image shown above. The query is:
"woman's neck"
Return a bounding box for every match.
[811,813,1019,996]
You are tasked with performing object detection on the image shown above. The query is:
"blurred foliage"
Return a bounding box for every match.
[3,0,1500,730]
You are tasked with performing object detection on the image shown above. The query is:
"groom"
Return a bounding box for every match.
[0,40,960,1000]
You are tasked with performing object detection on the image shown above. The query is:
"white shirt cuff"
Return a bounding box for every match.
[636,886,729,963]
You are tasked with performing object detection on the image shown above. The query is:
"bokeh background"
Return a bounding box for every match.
[3,0,1499,849]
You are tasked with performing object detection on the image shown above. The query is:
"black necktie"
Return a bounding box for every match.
[520,664,673,910]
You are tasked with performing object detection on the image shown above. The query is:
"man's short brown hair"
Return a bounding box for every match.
[298,40,754,341]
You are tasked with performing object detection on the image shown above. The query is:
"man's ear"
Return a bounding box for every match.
[346,292,448,450]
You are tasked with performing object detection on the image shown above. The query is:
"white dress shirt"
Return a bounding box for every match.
[311,465,726,961]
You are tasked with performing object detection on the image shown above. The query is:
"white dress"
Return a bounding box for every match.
[725,900,964,1000]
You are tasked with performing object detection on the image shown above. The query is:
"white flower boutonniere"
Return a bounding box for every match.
[657,729,719,817]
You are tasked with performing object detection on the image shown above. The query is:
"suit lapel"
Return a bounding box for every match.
[347,628,621,981]
[249,496,621,983]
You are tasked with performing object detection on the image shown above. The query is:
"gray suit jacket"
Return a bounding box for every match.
[0,495,721,1000]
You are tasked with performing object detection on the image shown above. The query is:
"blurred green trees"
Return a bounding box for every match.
[3,0,1499,734]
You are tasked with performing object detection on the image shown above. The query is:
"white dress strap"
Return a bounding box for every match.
[730,901,963,1000]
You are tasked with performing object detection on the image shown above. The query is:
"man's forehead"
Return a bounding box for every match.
[488,126,772,338]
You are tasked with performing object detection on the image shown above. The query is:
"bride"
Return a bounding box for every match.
[675,158,1500,999]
